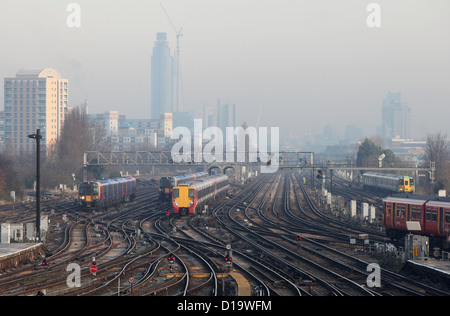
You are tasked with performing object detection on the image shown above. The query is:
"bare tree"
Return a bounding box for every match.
[424,132,450,193]
[0,152,24,200]
[425,132,449,170]
[51,106,108,186]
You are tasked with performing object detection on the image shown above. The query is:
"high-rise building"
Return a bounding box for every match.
[216,98,236,131]
[105,111,119,136]
[3,68,69,154]
[151,32,174,120]
[381,91,412,139]
[160,112,173,138]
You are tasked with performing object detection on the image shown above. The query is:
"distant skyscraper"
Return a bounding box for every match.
[151,32,174,120]
[3,68,68,154]
[381,92,412,139]
[216,98,236,131]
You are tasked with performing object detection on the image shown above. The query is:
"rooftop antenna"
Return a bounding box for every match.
[161,2,183,113]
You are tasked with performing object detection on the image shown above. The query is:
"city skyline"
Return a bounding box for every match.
[0,1,449,141]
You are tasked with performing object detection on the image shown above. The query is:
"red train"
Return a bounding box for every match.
[383,194,450,257]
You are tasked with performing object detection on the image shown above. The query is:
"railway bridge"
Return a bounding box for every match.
[82,151,432,183]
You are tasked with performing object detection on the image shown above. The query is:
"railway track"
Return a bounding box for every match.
[0,173,448,296]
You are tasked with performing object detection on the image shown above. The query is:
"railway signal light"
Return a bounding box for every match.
[225,256,233,265]
[42,259,49,267]
[296,235,302,249]
[168,256,175,264]
[36,290,46,296]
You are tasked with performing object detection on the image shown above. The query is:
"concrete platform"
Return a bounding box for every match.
[230,271,251,296]
[406,258,450,282]
[0,243,46,271]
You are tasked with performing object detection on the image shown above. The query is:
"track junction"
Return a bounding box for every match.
[0,171,449,296]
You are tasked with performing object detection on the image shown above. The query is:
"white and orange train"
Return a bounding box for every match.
[78,177,137,208]
[172,175,229,216]
[159,172,208,200]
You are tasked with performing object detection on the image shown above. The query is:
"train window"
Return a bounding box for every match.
[410,178,414,185]
[426,209,432,221]
[446,211,450,223]
[396,205,404,217]
[80,184,92,195]
[173,189,179,199]
[189,189,195,198]
[411,207,421,220]
[386,204,392,216]
[93,184,99,195]
[432,209,438,222]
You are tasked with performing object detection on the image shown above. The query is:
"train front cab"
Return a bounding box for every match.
[399,177,415,193]
[79,181,100,207]
[173,185,196,216]
[159,177,175,200]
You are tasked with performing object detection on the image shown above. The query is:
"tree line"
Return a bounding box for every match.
[0,106,108,202]
[356,133,450,194]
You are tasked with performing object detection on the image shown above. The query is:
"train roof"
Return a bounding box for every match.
[383,193,450,205]
[81,177,136,185]
[426,196,450,207]
[363,172,410,180]
[164,172,208,180]
[174,174,228,189]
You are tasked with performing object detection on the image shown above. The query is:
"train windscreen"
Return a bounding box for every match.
[160,178,171,188]
[79,183,92,195]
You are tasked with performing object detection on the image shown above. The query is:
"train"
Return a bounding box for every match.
[78,177,137,208]
[362,172,415,193]
[172,174,229,216]
[159,172,208,200]
[383,194,450,257]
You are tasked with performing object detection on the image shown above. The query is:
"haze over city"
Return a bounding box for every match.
[1,0,449,140]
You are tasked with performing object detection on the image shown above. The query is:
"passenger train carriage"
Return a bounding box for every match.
[362,172,415,193]
[159,172,208,200]
[172,175,229,216]
[383,194,450,257]
[79,177,137,208]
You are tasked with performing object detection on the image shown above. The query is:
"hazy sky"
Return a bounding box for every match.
[1,0,449,140]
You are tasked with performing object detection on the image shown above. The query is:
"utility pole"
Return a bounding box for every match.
[429,162,435,195]
[28,129,42,242]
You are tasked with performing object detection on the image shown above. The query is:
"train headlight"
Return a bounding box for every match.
[174,200,179,206]
[188,200,194,207]
[81,196,85,200]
